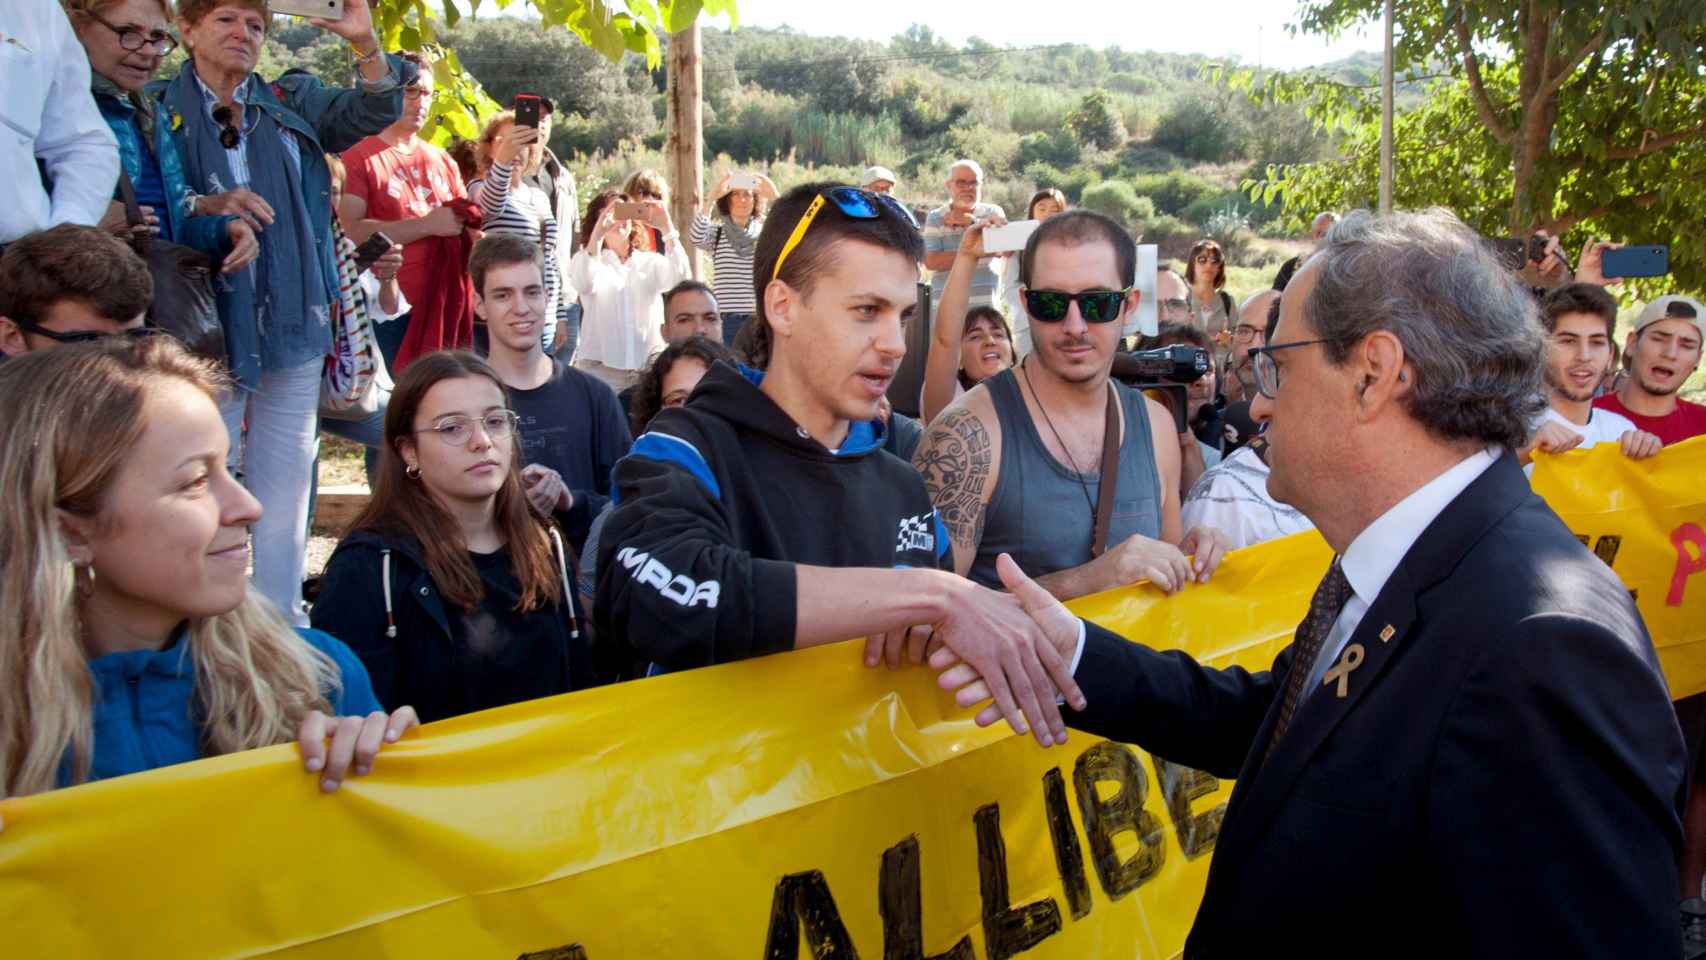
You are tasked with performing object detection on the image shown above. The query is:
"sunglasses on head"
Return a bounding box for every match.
[770,187,919,282]
[211,104,240,149]
[16,319,161,345]
[1022,288,1130,324]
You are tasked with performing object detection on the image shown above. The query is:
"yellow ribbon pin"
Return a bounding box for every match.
[1322,643,1365,698]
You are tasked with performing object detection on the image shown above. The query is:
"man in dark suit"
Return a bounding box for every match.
[938,209,1686,957]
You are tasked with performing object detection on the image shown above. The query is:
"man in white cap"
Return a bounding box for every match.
[862,165,898,195]
[1593,293,1706,445]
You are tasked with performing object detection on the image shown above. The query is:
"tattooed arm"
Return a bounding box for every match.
[912,395,1002,577]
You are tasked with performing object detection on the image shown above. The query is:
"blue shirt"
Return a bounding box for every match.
[63,626,381,788]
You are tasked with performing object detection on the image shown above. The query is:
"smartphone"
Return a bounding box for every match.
[1489,235,1549,270]
[612,201,649,221]
[983,219,1040,254]
[352,231,394,274]
[1601,244,1670,278]
[513,94,542,129]
[729,172,758,192]
[270,0,344,18]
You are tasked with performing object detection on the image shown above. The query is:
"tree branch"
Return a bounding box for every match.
[1545,192,1660,234]
[1534,24,1607,108]
[1454,9,1515,144]
[1606,122,1706,160]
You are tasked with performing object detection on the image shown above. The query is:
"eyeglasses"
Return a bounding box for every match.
[1194,253,1223,265]
[415,411,520,446]
[949,178,981,188]
[770,187,919,282]
[15,319,160,345]
[86,9,179,55]
[1246,338,1337,399]
[1231,323,1264,344]
[1022,288,1130,324]
[1160,297,1192,318]
[403,85,434,101]
[211,105,240,149]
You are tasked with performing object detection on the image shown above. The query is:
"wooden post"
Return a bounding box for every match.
[1379,0,1395,214]
[666,23,704,280]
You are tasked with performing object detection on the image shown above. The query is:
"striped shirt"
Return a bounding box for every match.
[688,212,762,313]
[472,160,569,325]
[924,202,1005,305]
[193,71,300,192]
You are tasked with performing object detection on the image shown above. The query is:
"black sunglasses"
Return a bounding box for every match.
[211,105,241,149]
[15,319,161,345]
[1022,288,1130,324]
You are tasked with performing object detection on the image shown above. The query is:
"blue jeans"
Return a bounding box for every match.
[373,312,409,372]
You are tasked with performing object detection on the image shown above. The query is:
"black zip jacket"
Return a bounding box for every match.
[311,528,599,723]
[594,362,949,674]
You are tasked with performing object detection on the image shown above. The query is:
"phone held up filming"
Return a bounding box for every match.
[270,0,344,19]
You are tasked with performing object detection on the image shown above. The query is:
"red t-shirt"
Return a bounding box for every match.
[1592,392,1706,446]
[340,135,466,310]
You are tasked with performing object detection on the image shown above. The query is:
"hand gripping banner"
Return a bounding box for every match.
[2,439,1701,958]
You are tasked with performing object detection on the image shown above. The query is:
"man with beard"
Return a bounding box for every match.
[912,210,1230,602]
[1520,283,1661,468]
[1594,294,1706,445]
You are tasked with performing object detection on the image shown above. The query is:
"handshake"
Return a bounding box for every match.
[863,554,1089,748]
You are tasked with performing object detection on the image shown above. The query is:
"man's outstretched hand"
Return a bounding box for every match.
[931,553,1087,737]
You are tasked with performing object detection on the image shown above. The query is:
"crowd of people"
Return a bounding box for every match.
[4,0,1706,954]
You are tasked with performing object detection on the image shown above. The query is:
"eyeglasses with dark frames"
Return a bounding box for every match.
[15,319,162,345]
[1246,338,1338,399]
[84,9,179,56]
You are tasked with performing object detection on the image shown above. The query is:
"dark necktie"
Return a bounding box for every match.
[1262,558,1354,763]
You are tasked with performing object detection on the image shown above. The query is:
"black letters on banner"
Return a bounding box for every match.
[765,870,859,959]
[1040,768,1092,920]
[1151,757,1225,860]
[974,803,1062,959]
[1073,742,1166,898]
[879,835,976,960]
[516,946,588,959]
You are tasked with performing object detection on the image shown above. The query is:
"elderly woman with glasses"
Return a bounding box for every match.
[1184,239,1234,337]
[62,0,257,273]
[148,0,418,627]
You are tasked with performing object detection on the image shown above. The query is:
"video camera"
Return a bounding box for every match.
[1110,345,1211,433]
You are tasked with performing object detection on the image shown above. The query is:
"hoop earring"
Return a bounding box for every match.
[405,464,421,480]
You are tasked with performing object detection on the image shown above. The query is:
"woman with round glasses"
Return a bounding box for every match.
[63,0,258,273]
[312,351,602,723]
[1183,239,1234,337]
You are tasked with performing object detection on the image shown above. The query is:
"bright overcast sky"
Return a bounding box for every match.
[705,0,1379,71]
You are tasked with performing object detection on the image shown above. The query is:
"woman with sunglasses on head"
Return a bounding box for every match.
[151,0,419,628]
[63,0,258,274]
[921,215,1017,425]
[0,337,414,815]
[311,352,601,724]
[567,189,688,393]
[691,170,778,350]
[1183,240,1234,338]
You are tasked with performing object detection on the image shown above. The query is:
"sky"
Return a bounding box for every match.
[710,0,1381,71]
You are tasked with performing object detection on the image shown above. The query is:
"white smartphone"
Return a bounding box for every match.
[983,219,1040,254]
[728,172,759,191]
[270,0,344,19]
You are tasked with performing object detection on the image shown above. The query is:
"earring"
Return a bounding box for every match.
[405,464,421,480]
[74,562,97,599]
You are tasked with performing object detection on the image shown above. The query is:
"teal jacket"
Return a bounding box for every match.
[91,75,235,261]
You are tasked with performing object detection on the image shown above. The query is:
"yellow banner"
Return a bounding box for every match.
[1,441,1701,959]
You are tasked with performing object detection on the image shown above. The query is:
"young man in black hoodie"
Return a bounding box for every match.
[594,183,1085,746]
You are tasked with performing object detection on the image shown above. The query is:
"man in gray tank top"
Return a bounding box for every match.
[912,209,1233,600]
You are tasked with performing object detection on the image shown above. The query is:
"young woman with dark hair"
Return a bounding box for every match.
[1184,239,1234,337]
[921,218,1017,424]
[567,188,688,393]
[311,351,602,723]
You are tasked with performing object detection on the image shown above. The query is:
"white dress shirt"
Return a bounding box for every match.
[568,241,688,372]
[0,0,119,242]
[1300,446,1500,697]
[1181,445,1314,551]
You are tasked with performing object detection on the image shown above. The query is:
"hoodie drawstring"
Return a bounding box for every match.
[547,527,581,641]
[381,548,397,638]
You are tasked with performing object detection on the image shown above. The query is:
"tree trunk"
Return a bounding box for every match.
[666,24,704,280]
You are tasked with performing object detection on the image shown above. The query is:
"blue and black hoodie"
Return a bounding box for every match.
[594,361,950,674]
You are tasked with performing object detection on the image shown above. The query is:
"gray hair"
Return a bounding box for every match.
[947,158,984,181]
[1303,208,1545,450]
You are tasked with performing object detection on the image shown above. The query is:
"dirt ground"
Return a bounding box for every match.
[308,436,369,578]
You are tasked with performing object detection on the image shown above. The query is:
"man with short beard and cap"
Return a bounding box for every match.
[1594,294,1706,445]
[936,208,1685,958]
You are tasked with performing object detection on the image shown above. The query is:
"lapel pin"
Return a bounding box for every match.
[1379,624,1396,644]
[1322,643,1365,699]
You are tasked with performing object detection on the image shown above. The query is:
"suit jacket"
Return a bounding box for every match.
[1069,452,1685,959]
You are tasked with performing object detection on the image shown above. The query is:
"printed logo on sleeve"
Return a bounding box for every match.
[616,547,720,609]
[896,515,936,554]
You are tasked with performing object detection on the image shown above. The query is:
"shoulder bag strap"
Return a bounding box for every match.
[1090,383,1121,558]
[115,168,144,228]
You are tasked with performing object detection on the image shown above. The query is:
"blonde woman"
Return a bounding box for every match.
[472,112,569,354]
[0,338,415,815]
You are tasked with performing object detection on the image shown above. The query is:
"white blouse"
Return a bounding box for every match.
[567,240,688,372]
